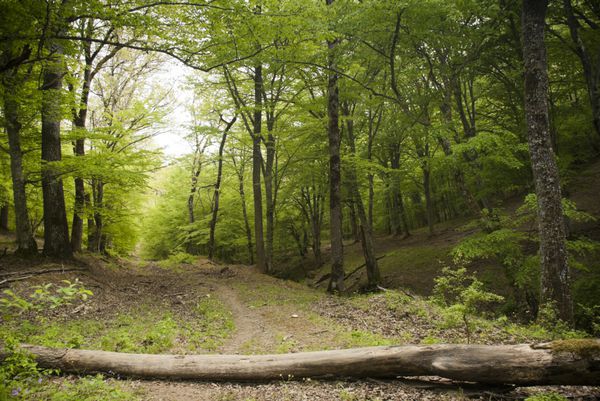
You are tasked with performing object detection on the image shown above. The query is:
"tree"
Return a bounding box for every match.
[326,0,345,293]
[521,0,573,323]
[40,3,72,258]
[0,49,38,255]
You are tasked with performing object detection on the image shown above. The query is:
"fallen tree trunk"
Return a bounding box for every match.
[3,340,599,385]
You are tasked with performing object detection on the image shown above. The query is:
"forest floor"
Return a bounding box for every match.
[1,254,599,401]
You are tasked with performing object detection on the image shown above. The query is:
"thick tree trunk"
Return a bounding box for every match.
[2,71,38,255]
[208,117,235,260]
[522,0,573,323]
[7,341,599,385]
[326,0,345,293]
[41,37,71,258]
[252,64,267,273]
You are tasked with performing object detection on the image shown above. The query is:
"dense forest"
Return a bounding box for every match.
[1,0,600,399]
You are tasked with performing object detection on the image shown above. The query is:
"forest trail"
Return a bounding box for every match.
[216,280,275,354]
[2,255,600,400]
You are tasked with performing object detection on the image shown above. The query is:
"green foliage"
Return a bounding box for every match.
[525,393,568,401]
[0,337,51,401]
[42,375,139,401]
[0,280,92,319]
[432,267,503,342]
[156,252,197,269]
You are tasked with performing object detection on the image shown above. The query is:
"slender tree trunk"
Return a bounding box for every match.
[208,117,235,260]
[240,176,253,265]
[326,0,345,293]
[252,64,267,273]
[422,165,435,236]
[522,0,573,323]
[389,146,410,237]
[345,112,380,290]
[92,180,106,253]
[70,65,91,253]
[86,192,96,252]
[264,124,275,273]
[563,0,600,139]
[41,35,71,258]
[2,71,38,255]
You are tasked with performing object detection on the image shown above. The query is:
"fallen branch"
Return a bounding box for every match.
[313,255,387,287]
[0,275,33,287]
[2,340,598,385]
[0,267,85,278]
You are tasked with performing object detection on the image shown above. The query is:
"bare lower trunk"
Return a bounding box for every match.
[208,117,235,260]
[522,0,573,323]
[8,341,600,385]
[41,41,71,258]
[2,72,37,255]
[252,64,267,273]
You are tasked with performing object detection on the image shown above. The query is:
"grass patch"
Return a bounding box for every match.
[2,298,234,354]
[233,281,321,309]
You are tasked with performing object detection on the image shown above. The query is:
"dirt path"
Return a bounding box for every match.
[216,282,275,354]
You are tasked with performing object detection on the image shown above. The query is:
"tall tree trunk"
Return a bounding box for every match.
[264,123,275,274]
[522,0,573,323]
[326,0,345,293]
[70,66,91,253]
[208,117,235,260]
[2,69,38,255]
[252,64,267,273]
[41,34,71,258]
[344,112,381,290]
[563,0,600,139]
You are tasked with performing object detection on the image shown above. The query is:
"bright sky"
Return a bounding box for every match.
[151,59,197,158]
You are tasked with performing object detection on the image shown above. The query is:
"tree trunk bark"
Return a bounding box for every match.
[208,117,236,260]
[41,35,71,258]
[8,341,599,385]
[522,0,573,323]
[326,0,345,293]
[252,64,267,273]
[2,70,38,255]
